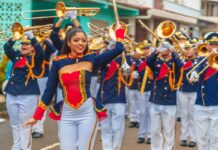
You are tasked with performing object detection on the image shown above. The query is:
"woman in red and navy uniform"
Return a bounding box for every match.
[24,27,126,150]
[3,30,43,150]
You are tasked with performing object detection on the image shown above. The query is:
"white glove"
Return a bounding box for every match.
[190,71,199,82]
[65,10,77,20]
[157,42,173,52]
[212,48,218,54]
[58,16,67,22]
[25,30,34,39]
[132,71,139,79]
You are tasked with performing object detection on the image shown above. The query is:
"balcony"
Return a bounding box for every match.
[163,0,201,17]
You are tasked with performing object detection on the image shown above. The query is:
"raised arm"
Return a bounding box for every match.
[93,42,124,70]
[146,51,159,72]
[3,38,17,60]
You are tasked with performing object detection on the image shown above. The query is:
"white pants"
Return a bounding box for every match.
[128,90,140,122]
[100,103,126,150]
[6,94,38,150]
[138,91,151,138]
[178,92,196,141]
[60,98,98,150]
[150,103,176,150]
[33,77,48,134]
[176,90,181,118]
[194,105,218,150]
[90,76,100,98]
[125,87,130,117]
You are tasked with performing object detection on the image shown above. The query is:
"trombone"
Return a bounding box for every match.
[11,22,53,40]
[22,1,100,20]
[186,49,218,83]
[138,19,185,54]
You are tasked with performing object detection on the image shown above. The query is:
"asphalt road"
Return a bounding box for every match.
[0,116,197,150]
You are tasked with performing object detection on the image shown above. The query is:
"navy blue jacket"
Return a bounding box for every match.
[97,56,126,104]
[50,26,63,55]
[3,38,43,96]
[179,58,198,92]
[195,57,218,106]
[147,52,183,105]
[137,58,153,92]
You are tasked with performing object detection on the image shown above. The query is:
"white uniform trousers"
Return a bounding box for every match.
[178,92,196,141]
[176,90,181,118]
[138,91,151,138]
[56,86,63,141]
[59,98,98,150]
[194,105,218,150]
[33,77,48,134]
[125,87,130,117]
[6,94,38,150]
[128,89,140,123]
[90,76,100,98]
[100,103,126,150]
[150,103,176,150]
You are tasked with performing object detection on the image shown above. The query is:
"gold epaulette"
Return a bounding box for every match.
[53,55,68,61]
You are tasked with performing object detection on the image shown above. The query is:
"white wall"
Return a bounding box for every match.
[116,0,153,8]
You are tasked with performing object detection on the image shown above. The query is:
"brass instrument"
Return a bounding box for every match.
[197,43,209,57]
[88,22,137,53]
[22,2,100,20]
[89,36,106,51]
[186,49,218,83]
[138,19,184,54]
[11,22,53,40]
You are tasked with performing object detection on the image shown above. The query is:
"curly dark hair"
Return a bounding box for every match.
[61,28,89,55]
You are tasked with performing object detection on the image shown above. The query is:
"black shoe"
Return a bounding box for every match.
[32,132,43,138]
[129,122,138,128]
[188,141,196,148]
[177,117,181,122]
[180,140,187,147]
[137,137,145,144]
[135,122,140,128]
[146,138,151,144]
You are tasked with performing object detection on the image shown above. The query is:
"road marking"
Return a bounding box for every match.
[40,143,60,150]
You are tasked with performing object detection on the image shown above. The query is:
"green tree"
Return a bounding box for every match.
[0,55,9,94]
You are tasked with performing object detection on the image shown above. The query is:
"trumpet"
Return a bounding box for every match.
[22,1,100,20]
[186,49,218,83]
[11,22,53,40]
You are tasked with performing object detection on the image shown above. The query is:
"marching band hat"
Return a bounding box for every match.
[204,32,218,45]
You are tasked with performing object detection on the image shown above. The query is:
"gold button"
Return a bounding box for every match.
[164,87,167,90]
[16,57,19,60]
[12,74,14,76]
[11,82,14,84]
[164,94,167,97]
[202,86,205,88]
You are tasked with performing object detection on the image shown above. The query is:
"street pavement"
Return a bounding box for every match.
[0,115,197,150]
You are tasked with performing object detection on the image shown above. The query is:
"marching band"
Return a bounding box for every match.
[0,1,218,150]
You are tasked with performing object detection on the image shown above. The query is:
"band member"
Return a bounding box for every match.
[32,35,56,138]
[97,49,129,150]
[24,27,126,150]
[126,54,140,128]
[146,39,183,150]
[3,30,43,150]
[190,32,218,150]
[136,40,153,144]
[178,41,197,147]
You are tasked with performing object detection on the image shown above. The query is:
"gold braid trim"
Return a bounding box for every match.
[118,65,135,87]
[53,55,68,61]
[140,66,149,95]
[169,63,184,91]
[59,70,88,110]
[25,53,36,86]
[50,105,60,116]
[38,100,47,110]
